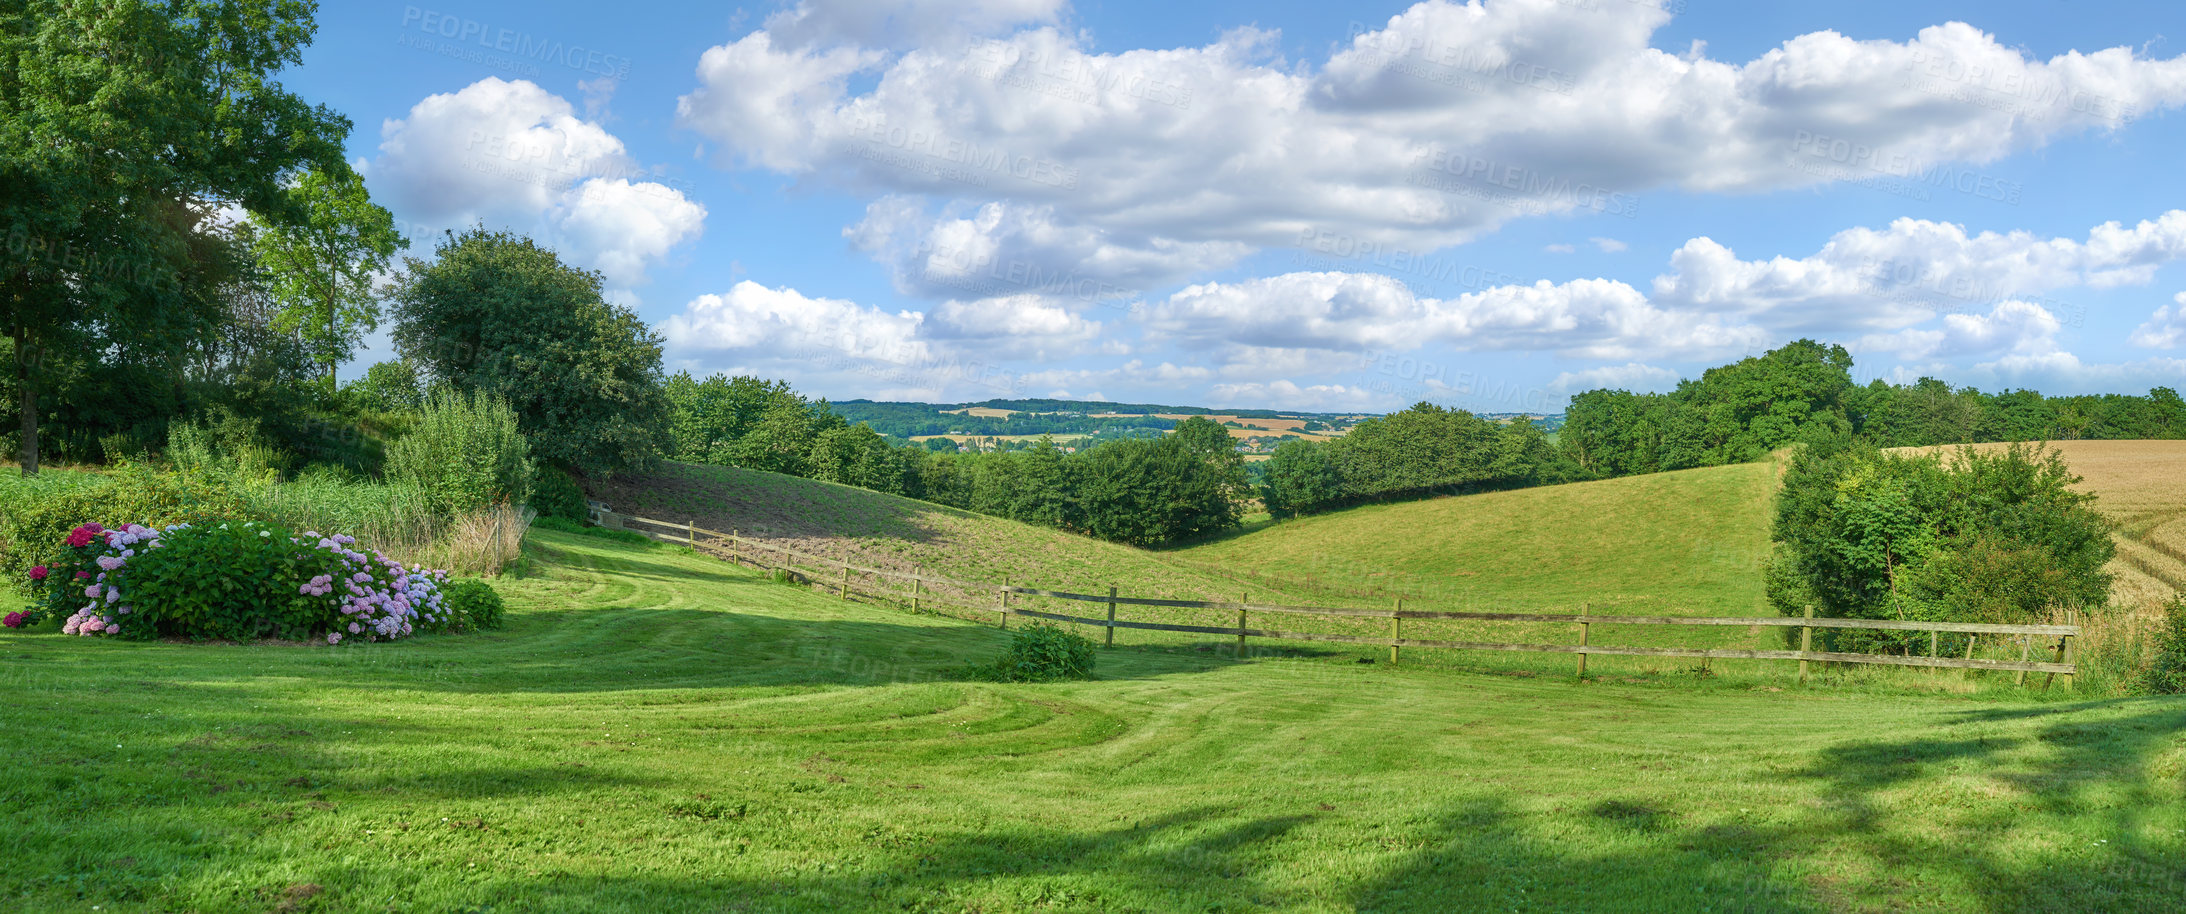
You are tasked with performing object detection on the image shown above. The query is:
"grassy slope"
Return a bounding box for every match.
[1173,461,1781,618]
[592,462,1335,608]
[3,528,2180,912]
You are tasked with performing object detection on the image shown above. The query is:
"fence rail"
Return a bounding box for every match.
[587,507,2081,688]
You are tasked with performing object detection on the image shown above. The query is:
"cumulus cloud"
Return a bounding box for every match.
[1146,271,1767,362]
[1549,362,1679,393]
[764,0,1065,50]
[678,0,2186,265]
[845,197,1243,301]
[663,281,933,366]
[372,78,705,288]
[2129,293,2186,349]
[1652,211,2186,332]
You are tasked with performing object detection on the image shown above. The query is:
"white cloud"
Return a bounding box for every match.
[764,0,1065,51]
[1544,243,1576,254]
[662,281,933,367]
[846,197,1243,300]
[1146,271,1767,362]
[1549,362,1679,393]
[372,78,705,289]
[1652,211,2186,332]
[1590,237,1628,253]
[1853,299,2065,362]
[1207,380,1382,411]
[2129,293,2186,349]
[679,1,2186,266]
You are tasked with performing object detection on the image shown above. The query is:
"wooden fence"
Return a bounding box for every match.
[587,507,2082,689]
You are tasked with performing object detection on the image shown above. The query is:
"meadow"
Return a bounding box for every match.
[4,528,2181,912]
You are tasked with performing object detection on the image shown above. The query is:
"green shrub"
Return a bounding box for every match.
[1767,439,2113,653]
[438,579,506,632]
[530,466,587,521]
[0,464,255,583]
[106,521,330,641]
[978,624,1098,682]
[2141,596,2186,695]
[384,390,534,518]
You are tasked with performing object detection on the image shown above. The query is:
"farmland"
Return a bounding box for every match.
[4,526,2181,913]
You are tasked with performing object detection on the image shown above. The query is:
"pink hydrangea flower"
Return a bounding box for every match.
[28,565,48,581]
[2,611,26,628]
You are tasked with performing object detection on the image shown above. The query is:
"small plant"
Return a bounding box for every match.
[384,390,534,518]
[2140,596,2186,695]
[437,579,506,632]
[978,623,1098,683]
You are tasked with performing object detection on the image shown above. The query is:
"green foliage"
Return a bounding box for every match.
[1767,438,2114,652]
[1260,407,1583,517]
[438,579,506,633]
[383,390,534,518]
[391,228,671,478]
[2139,596,2186,695]
[0,464,254,582]
[346,360,425,412]
[3,0,349,474]
[977,623,1098,682]
[248,169,406,393]
[530,467,587,522]
[105,521,331,642]
[1261,440,1343,519]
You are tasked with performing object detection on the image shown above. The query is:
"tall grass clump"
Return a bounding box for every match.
[384,390,533,518]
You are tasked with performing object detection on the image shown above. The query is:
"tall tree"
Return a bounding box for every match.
[2,0,349,473]
[390,229,671,478]
[250,168,405,393]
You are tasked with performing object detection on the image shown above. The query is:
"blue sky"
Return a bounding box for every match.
[291,0,2186,412]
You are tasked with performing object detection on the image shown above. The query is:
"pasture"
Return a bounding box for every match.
[4,528,2180,913]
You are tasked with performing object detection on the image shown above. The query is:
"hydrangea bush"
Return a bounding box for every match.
[7,519,502,643]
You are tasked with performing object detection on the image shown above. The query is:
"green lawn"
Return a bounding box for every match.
[4,528,2181,912]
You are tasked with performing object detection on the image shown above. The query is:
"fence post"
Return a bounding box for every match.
[1236,594,1247,659]
[912,576,922,614]
[687,520,697,545]
[1798,605,1813,685]
[2060,610,2078,691]
[1576,602,1590,679]
[1928,630,1938,675]
[840,561,850,601]
[1390,598,1402,665]
[1105,585,1117,648]
[2015,636,2032,687]
[999,578,1009,629]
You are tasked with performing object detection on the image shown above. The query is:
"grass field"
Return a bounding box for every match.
[5,528,2181,912]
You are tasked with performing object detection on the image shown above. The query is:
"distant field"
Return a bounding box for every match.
[911,433,1092,446]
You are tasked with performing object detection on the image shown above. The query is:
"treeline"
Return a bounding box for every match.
[1259,404,1582,517]
[1559,340,2186,478]
[665,375,1248,546]
[826,400,1175,440]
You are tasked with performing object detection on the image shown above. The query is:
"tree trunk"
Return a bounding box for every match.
[13,322,37,476]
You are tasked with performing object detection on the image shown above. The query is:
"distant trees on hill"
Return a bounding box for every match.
[1558,340,2186,480]
[662,374,1248,545]
[1260,404,1582,518]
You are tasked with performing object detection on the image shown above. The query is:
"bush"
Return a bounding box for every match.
[18,520,435,644]
[0,463,255,584]
[978,623,1098,682]
[1766,439,2113,653]
[530,466,587,522]
[2141,596,2186,695]
[445,579,506,631]
[384,389,534,518]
